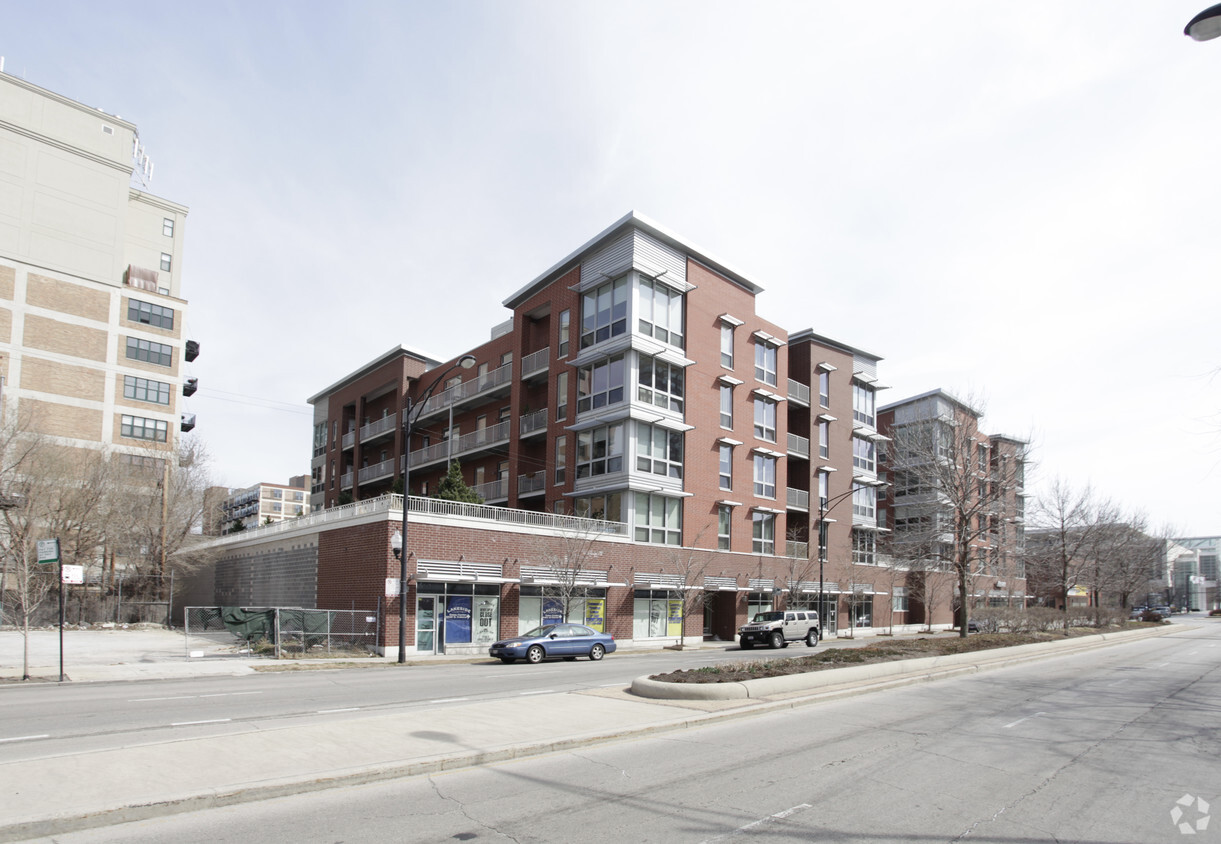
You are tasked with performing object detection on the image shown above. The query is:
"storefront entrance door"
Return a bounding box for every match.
[416,596,437,654]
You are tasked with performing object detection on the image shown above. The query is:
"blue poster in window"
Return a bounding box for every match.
[445,596,472,644]
[542,597,564,625]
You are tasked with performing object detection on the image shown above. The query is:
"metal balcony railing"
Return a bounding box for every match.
[521,346,550,378]
[518,471,545,496]
[360,415,397,443]
[415,363,513,420]
[788,379,811,405]
[408,419,511,470]
[472,478,508,502]
[358,458,396,485]
[787,488,810,510]
[787,432,810,459]
[519,408,548,437]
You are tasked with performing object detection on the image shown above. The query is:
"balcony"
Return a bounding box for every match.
[787,432,810,459]
[518,470,546,497]
[521,346,550,381]
[340,471,353,490]
[472,478,508,503]
[786,540,809,559]
[788,379,811,406]
[519,408,548,438]
[787,487,809,511]
[415,362,513,421]
[360,414,398,444]
[358,458,396,485]
[341,430,356,451]
[408,419,511,470]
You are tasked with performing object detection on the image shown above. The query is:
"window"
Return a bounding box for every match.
[752,512,775,554]
[852,484,876,519]
[574,492,622,521]
[556,371,569,421]
[819,371,830,407]
[635,422,683,479]
[576,422,624,479]
[558,309,571,358]
[126,337,173,367]
[978,443,988,471]
[819,420,829,459]
[892,587,909,613]
[580,277,629,349]
[128,299,175,330]
[754,341,777,386]
[818,472,828,510]
[753,398,777,442]
[162,218,174,237]
[121,414,167,442]
[637,355,684,413]
[123,375,171,405]
[634,492,681,545]
[554,436,566,485]
[753,454,776,498]
[720,384,734,429]
[853,530,876,565]
[576,354,626,413]
[720,324,734,368]
[852,382,875,426]
[638,277,684,348]
[160,252,172,272]
[853,436,875,472]
[719,444,733,490]
[500,351,513,367]
[718,505,732,550]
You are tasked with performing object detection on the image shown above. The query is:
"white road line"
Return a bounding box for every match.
[130,695,196,702]
[0,734,50,744]
[318,707,360,714]
[701,803,812,842]
[518,689,556,696]
[171,719,232,726]
[429,697,470,704]
[198,691,262,698]
[598,682,624,687]
[1003,712,1046,729]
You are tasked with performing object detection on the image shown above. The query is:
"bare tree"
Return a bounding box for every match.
[1025,479,1102,630]
[535,512,611,624]
[885,393,1026,637]
[663,525,714,649]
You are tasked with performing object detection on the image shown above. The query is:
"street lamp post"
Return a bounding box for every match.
[816,485,867,636]
[1186,4,1221,40]
[392,354,476,664]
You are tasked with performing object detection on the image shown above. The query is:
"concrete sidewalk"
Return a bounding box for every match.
[0,624,1186,841]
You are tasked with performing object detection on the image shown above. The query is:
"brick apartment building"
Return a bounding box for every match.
[203,477,311,535]
[202,213,971,654]
[0,71,198,465]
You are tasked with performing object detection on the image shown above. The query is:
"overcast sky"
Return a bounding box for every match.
[3,1,1218,535]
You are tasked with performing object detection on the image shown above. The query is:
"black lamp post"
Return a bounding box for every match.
[1186,4,1221,40]
[392,353,476,663]
[816,485,862,635]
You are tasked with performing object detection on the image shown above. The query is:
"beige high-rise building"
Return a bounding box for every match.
[0,71,197,463]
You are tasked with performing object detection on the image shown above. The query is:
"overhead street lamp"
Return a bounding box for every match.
[1185,4,1221,40]
[391,353,476,664]
[816,483,876,635]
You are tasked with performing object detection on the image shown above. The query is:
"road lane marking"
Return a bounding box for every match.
[132,691,263,702]
[318,708,361,714]
[518,690,556,696]
[198,692,262,698]
[0,734,50,743]
[429,698,470,704]
[701,803,812,842]
[171,719,232,726]
[1003,712,1046,729]
[598,682,624,687]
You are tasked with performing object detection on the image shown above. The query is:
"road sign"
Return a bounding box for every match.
[61,564,84,585]
[37,539,60,564]
[385,577,401,597]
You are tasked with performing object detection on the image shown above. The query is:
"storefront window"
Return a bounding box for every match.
[519,586,608,634]
[632,589,682,639]
[417,582,500,650]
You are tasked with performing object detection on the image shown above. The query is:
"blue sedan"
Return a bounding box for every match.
[489,623,616,664]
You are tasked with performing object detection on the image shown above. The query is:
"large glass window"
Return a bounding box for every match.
[121,414,167,442]
[819,371,830,407]
[123,375,171,405]
[635,422,683,479]
[638,277,684,348]
[719,444,733,490]
[577,354,625,413]
[852,382,875,426]
[417,582,501,649]
[720,324,734,368]
[581,277,628,349]
[573,492,622,522]
[753,398,777,442]
[126,337,173,367]
[128,299,175,330]
[852,529,876,565]
[634,492,681,545]
[633,590,682,639]
[556,371,569,421]
[819,420,829,459]
[577,423,624,479]
[853,484,876,519]
[753,454,776,498]
[752,512,775,554]
[853,436,876,472]
[519,586,607,634]
[754,341,777,386]
[637,355,684,413]
[558,309,571,358]
[718,505,731,550]
[720,384,733,428]
[554,435,567,485]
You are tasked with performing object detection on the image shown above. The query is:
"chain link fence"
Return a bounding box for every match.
[183,606,379,659]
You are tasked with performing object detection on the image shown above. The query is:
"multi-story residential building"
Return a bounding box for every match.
[877,390,1028,622]
[0,71,198,464]
[205,478,311,535]
[1174,536,1219,611]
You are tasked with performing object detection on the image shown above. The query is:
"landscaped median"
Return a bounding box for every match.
[630,625,1180,701]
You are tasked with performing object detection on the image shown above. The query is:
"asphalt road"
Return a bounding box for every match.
[27,624,1220,844]
[0,638,831,761]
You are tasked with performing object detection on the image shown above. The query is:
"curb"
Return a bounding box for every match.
[630,625,1178,700]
